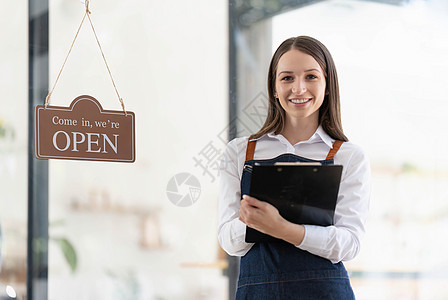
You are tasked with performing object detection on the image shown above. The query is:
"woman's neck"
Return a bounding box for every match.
[281,117,319,146]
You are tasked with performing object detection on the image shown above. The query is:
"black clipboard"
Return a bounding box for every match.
[245,163,343,243]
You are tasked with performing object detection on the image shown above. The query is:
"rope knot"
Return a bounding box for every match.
[45,92,52,108]
[85,0,91,14]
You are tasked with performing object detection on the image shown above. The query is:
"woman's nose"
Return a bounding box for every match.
[292,82,306,94]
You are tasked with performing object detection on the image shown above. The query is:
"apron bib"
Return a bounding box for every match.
[236,138,355,300]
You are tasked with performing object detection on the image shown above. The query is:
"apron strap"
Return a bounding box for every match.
[245,137,344,161]
[325,140,344,160]
[245,136,257,161]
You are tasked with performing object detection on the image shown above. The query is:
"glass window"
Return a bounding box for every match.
[2,0,230,298]
[44,1,230,299]
[0,1,29,299]
[232,0,448,299]
[46,0,228,299]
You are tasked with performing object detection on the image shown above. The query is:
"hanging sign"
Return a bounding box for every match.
[35,95,135,163]
[35,2,136,163]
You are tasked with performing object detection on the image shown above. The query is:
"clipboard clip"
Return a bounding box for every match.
[273,162,322,166]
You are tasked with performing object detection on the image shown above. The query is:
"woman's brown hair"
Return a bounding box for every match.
[252,36,348,142]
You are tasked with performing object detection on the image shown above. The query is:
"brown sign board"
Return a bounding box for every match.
[35,95,135,163]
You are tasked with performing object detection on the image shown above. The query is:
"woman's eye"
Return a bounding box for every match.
[281,76,293,81]
[306,74,317,80]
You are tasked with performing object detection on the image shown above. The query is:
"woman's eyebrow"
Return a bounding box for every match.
[305,68,322,73]
[278,69,322,75]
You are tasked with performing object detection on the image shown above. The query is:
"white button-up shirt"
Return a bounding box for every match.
[218,126,371,264]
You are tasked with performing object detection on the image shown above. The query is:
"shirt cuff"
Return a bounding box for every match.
[233,218,248,242]
[297,225,325,251]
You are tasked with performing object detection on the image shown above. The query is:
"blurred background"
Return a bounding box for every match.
[1,0,447,299]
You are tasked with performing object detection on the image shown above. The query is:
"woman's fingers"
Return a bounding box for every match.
[242,195,265,208]
[239,195,302,244]
[239,196,282,234]
[239,198,258,227]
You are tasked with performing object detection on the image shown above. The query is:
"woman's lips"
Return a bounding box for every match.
[289,98,312,104]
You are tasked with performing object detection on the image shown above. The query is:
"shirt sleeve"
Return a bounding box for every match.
[217,138,255,256]
[297,145,371,263]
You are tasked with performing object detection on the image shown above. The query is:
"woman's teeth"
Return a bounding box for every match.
[290,98,311,104]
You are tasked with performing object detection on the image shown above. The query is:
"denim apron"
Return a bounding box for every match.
[236,138,355,300]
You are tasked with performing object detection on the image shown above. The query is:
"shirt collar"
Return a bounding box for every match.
[314,125,335,149]
[264,125,335,148]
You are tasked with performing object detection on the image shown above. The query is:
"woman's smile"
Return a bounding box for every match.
[289,98,312,105]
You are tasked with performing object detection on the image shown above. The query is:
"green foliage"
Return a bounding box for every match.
[51,237,78,273]
[401,162,419,173]
[0,118,15,140]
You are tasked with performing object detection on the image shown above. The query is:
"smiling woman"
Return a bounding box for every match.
[218,35,370,300]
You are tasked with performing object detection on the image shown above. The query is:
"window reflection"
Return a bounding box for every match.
[233,0,448,299]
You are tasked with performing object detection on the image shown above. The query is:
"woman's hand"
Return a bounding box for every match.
[239,195,284,235]
[239,195,305,246]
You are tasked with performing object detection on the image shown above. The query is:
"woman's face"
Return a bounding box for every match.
[275,49,326,125]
